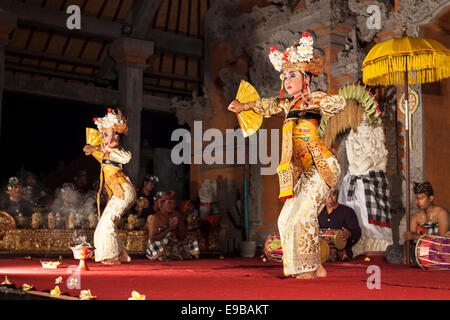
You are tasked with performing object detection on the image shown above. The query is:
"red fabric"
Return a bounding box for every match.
[200,203,212,207]
[368,219,392,228]
[1,256,449,300]
[203,215,220,224]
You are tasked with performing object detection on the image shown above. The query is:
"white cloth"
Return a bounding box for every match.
[278,156,339,276]
[94,182,136,261]
[352,236,393,257]
[339,173,392,242]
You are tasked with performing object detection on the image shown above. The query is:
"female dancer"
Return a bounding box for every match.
[83,108,136,264]
[228,33,345,279]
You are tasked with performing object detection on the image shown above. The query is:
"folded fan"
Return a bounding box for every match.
[235,80,263,138]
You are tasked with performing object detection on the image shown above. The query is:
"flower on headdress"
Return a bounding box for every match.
[55,276,63,284]
[268,47,283,72]
[94,108,128,134]
[268,32,315,72]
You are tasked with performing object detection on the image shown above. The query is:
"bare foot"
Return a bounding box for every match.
[102,257,121,265]
[295,271,316,279]
[316,264,327,278]
[119,250,132,263]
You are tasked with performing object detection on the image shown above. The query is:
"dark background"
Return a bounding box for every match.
[0,91,184,191]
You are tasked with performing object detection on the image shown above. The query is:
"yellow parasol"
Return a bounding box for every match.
[361,25,450,264]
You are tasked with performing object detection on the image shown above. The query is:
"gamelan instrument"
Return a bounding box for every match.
[264,232,330,263]
[319,228,347,250]
[415,234,450,270]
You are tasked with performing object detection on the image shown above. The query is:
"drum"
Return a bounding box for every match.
[264,233,330,263]
[415,235,450,270]
[264,233,283,262]
[319,228,347,250]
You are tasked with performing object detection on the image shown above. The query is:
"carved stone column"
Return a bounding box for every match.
[0,11,17,138]
[109,37,154,184]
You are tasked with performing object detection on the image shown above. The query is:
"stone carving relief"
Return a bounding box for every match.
[346,116,388,176]
[171,90,211,127]
[349,0,450,41]
[396,0,450,36]
[348,0,390,42]
[218,68,249,105]
[206,1,347,97]
[198,179,217,219]
[331,29,365,83]
[205,0,255,57]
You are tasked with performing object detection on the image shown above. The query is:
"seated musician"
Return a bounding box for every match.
[318,190,362,261]
[146,191,200,261]
[136,174,159,220]
[0,177,33,221]
[402,181,449,264]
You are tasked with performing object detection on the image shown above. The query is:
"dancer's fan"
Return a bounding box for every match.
[86,128,103,162]
[235,80,263,137]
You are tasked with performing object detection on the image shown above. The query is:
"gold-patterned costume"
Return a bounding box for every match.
[244,92,344,276]
[86,109,136,262]
[92,147,136,262]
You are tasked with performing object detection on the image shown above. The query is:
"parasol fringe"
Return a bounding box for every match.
[363,52,450,86]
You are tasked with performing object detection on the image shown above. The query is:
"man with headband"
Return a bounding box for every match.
[402,181,449,264]
[386,181,448,264]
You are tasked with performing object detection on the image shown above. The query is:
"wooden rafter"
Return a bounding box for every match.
[1,1,203,57]
[125,0,163,38]
[4,72,173,113]
[1,0,214,99]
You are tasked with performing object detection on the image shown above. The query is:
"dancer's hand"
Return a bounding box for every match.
[228,100,245,113]
[83,144,97,155]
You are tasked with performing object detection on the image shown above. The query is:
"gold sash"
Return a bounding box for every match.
[277,120,295,200]
[277,120,337,200]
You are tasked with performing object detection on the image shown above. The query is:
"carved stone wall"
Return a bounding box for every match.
[171,91,212,128]
[203,0,449,243]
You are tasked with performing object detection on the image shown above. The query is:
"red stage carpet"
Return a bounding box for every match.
[0,255,449,300]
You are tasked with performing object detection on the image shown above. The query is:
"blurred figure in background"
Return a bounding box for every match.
[134,174,159,220]
[146,191,199,261]
[0,177,33,223]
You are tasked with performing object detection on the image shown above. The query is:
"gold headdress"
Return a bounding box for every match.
[268,32,324,97]
[93,108,128,135]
